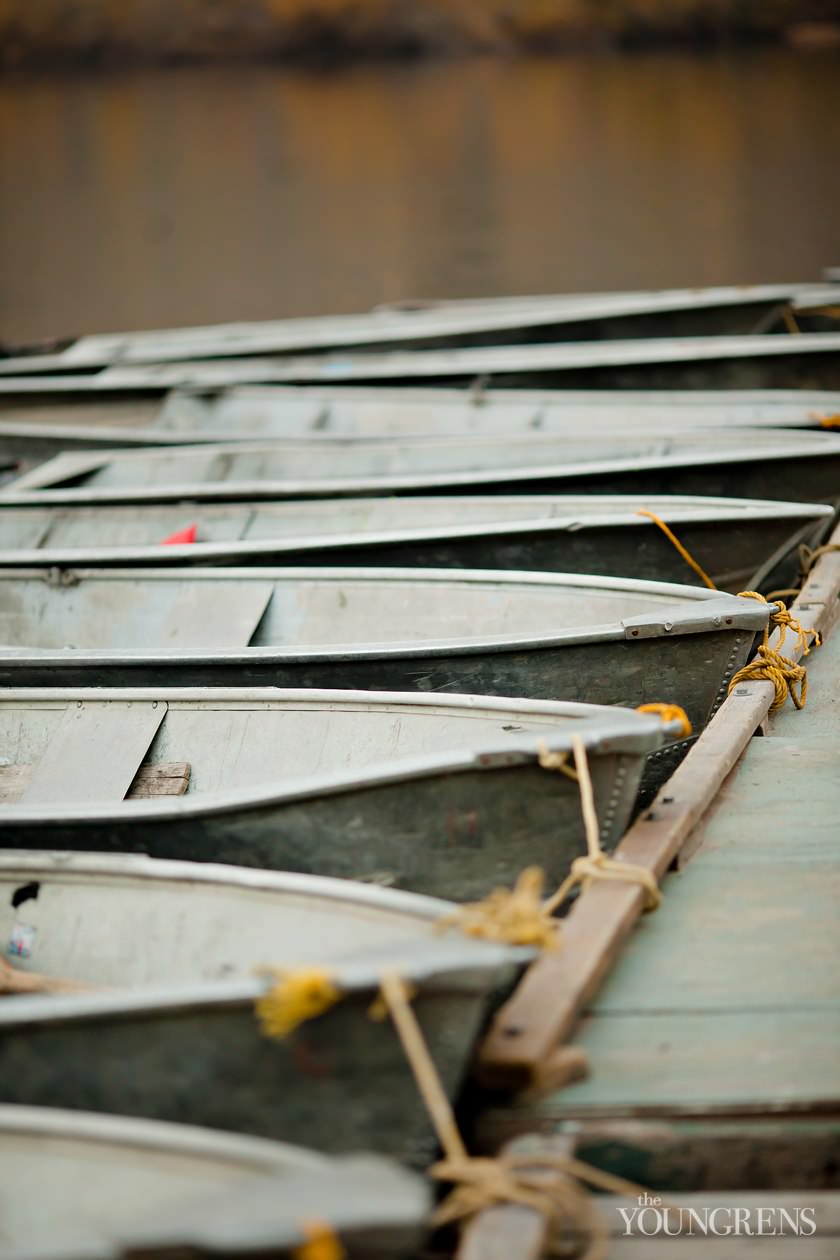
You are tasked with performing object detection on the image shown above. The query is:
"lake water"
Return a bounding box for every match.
[1,50,839,343]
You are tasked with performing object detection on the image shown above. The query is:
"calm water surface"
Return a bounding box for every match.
[1,52,839,343]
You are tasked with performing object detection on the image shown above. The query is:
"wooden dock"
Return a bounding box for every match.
[470,532,840,1252]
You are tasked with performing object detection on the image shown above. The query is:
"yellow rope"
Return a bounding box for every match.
[764,545,840,603]
[635,509,717,589]
[814,412,840,428]
[799,542,840,577]
[376,970,647,1260]
[636,702,693,738]
[727,591,820,713]
[437,866,562,950]
[736,590,821,655]
[441,717,682,946]
[254,968,341,1039]
[536,740,578,780]
[728,643,808,712]
[782,306,801,335]
[542,735,662,914]
[764,587,802,602]
[292,1222,346,1260]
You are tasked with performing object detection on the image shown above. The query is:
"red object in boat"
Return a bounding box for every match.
[160,524,198,545]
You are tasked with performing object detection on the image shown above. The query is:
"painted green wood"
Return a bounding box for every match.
[482,597,840,1160]
[584,861,840,1012]
[687,740,840,864]
[498,1009,840,1115]
[768,619,840,739]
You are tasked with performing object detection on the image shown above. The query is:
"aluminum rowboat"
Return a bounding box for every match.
[0,688,674,899]
[0,933,526,1163]
[0,569,768,763]
[0,1104,428,1259]
[1,282,833,373]
[0,495,829,590]
[4,429,840,503]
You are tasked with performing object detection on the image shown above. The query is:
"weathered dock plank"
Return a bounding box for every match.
[476,525,840,1193]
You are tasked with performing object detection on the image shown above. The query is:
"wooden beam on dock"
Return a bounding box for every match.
[477,522,840,1091]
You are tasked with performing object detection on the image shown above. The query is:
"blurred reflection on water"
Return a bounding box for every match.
[1,52,839,342]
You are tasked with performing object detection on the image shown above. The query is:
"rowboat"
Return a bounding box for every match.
[0,495,829,589]
[155,383,840,436]
[3,330,838,395]
[2,385,839,461]
[0,931,527,1162]
[0,853,514,1170]
[0,1105,428,1259]
[1,282,834,374]
[0,568,768,740]
[4,428,840,503]
[0,851,459,983]
[0,688,676,898]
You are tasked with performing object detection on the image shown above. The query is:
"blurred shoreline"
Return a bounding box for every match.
[2,1,840,69]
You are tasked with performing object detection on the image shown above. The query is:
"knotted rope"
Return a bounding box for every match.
[255,968,341,1038]
[540,735,662,914]
[442,724,669,946]
[728,590,820,714]
[635,509,717,589]
[728,643,808,712]
[437,866,562,950]
[736,590,820,655]
[377,970,647,1259]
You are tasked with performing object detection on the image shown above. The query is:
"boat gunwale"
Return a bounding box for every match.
[0,849,454,919]
[1,283,833,375]
[6,428,840,500]
[87,329,840,390]
[0,684,672,822]
[0,565,770,655]
[0,938,532,1028]
[0,1103,327,1169]
[0,492,830,566]
[0,494,831,570]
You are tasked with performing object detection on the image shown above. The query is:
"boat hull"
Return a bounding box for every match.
[0,626,759,766]
[0,500,829,591]
[0,752,642,900]
[4,445,840,506]
[0,1105,428,1260]
[0,951,520,1166]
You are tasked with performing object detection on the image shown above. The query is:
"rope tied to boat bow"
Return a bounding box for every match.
[437,866,562,950]
[635,701,693,738]
[727,590,820,713]
[255,967,341,1038]
[377,969,645,1260]
[540,735,662,914]
[440,727,668,946]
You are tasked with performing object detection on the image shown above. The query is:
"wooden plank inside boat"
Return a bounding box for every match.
[19,701,166,804]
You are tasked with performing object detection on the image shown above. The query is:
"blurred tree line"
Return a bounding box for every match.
[2,0,840,66]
